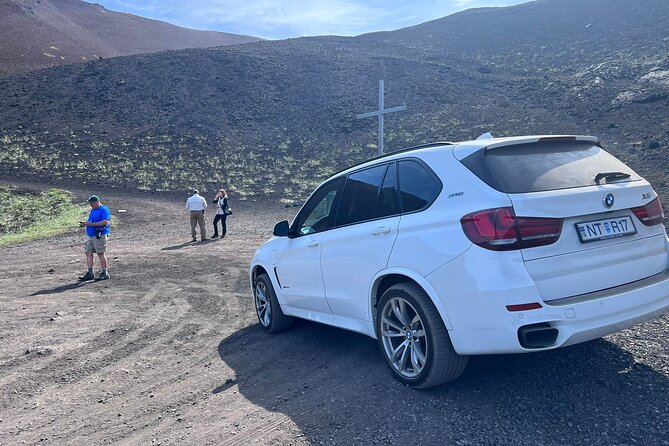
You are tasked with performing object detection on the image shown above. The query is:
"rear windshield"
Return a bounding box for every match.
[461,141,641,193]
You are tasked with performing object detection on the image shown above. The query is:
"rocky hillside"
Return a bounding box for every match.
[364,0,669,128]
[0,0,261,77]
[0,0,667,200]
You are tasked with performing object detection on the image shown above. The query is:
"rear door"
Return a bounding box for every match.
[320,163,400,321]
[463,139,668,301]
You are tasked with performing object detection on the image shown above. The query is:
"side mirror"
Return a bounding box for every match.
[273,220,290,237]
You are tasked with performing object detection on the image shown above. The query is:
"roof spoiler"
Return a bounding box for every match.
[484,135,600,151]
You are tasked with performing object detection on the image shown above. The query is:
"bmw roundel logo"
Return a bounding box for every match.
[603,193,615,208]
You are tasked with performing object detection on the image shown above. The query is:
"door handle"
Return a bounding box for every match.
[371,227,391,235]
[307,240,320,247]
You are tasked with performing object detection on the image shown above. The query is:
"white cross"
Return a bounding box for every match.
[356,80,407,156]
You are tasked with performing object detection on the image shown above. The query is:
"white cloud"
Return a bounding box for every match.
[92,0,529,39]
[451,0,479,6]
[169,0,416,38]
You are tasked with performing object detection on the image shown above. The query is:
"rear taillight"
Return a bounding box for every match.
[461,207,563,251]
[631,197,665,226]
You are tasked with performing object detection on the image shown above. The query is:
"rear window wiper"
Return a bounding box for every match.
[594,171,631,184]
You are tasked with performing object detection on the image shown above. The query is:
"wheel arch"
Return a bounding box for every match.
[250,263,288,306]
[250,264,268,289]
[370,268,454,333]
[251,264,269,284]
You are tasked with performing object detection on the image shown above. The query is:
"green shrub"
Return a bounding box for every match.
[0,187,88,246]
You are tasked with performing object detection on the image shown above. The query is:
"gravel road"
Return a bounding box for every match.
[1,191,668,445]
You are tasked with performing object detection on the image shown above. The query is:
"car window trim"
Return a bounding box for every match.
[289,176,345,238]
[375,162,400,219]
[291,156,442,236]
[332,162,399,229]
[397,157,443,215]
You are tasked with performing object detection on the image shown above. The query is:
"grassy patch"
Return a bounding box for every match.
[0,132,362,202]
[0,186,88,247]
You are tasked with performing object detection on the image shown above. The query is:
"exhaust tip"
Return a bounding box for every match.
[518,323,559,349]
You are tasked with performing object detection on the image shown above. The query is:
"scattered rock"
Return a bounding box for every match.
[24,347,52,357]
[477,65,493,74]
[635,93,668,104]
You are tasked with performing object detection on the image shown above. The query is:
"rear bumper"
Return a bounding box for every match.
[427,248,669,355]
[544,270,669,347]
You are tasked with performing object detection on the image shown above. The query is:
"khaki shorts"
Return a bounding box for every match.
[85,235,108,254]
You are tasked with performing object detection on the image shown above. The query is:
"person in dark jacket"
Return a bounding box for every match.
[212,189,230,238]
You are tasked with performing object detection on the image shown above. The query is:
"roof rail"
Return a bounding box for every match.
[331,141,455,177]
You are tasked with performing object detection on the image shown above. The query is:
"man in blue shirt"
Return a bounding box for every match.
[78,195,111,281]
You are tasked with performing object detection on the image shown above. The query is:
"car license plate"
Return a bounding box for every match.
[575,216,637,243]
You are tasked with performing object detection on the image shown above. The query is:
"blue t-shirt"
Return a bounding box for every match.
[87,205,111,237]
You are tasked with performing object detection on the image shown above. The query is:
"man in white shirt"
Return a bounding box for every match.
[186,189,208,241]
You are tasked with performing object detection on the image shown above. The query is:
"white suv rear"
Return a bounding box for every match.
[250,135,669,388]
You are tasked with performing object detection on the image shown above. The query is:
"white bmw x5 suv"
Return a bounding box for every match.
[250,135,669,388]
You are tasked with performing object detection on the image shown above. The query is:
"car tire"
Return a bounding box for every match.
[254,273,293,333]
[376,282,468,388]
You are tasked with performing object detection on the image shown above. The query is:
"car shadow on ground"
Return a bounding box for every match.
[217,319,669,445]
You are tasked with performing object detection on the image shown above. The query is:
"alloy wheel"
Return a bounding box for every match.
[380,296,428,378]
[255,280,271,327]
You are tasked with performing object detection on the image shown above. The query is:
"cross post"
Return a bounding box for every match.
[356,80,407,156]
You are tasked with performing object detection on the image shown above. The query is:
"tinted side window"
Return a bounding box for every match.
[292,177,344,236]
[336,164,387,226]
[376,162,399,218]
[398,160,441,213]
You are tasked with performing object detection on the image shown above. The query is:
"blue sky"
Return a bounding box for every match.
[88,0,529,39]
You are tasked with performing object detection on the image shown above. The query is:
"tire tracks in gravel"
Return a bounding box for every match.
[0,279,192,405]
[1,261,252,443]
[2,253,246,398]
[0,191,297,445]
[41,268,254,444]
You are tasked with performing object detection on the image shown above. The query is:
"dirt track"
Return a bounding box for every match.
[1,191,669,446]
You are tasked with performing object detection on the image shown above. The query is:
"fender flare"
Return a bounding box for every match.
[250,262,287,305]
[369,266,454,332]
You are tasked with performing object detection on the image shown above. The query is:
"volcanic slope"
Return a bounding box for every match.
[0,0,261,77]
[0,0,667,200]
